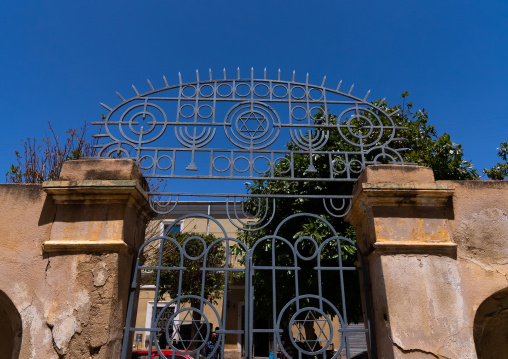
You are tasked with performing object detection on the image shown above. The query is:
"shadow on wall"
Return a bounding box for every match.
[473,288,508,359]
[0,289,22,359]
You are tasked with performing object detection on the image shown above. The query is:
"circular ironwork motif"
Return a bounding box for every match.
[337,107,393,147]
[116,103,168,143]
[166,307,210,353]
[224,101,280,149]
[289,308,333,355]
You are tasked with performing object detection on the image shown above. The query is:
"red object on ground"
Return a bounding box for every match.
[132,349,194,359]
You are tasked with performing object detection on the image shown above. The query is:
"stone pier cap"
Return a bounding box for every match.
[42,159,154,252]
[346,164,456,257]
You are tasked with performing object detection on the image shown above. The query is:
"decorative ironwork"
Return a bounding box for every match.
[148,192,352,225]
[110,69,386,359]
[93,68,408,183]
[122,214,373,359]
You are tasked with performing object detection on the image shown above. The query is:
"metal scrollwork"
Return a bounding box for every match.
[114,70,385,359]
[146,192,353,222]
[93,68,408,183]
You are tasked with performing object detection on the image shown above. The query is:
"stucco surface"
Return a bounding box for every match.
[3,161,508,359]
[59,158,145,184]
[348,165,508,359]
[0,184,132,358]
[0,159,153,359]
[447,181,508,359]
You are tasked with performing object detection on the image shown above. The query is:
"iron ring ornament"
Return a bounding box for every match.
[116,102,168,143]
[276,295,346,358]
[288,308,333,355]
[337,106,396,147]
[154,295,223,356]
[224,101,281,149]
[93,67,410,184]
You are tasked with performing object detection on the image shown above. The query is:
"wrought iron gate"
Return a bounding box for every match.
[92,68,407,358]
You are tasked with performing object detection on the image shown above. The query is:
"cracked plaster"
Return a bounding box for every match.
[349,167,508,358]
[3,163,508,358]
[0,160,151,358]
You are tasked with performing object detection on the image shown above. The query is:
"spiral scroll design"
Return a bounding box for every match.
[337,106,395,148]
[95,70,409,185]
[226,197,276,231]
[113,102,168,144]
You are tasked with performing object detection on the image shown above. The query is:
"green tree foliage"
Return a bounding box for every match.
[151,231,226,349]
[154,231,226,306]
[6,121,96,183]
[395,92,477,180]
[483,141,508,180]
[239,93,478,325]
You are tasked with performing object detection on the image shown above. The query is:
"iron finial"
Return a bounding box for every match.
[100,102,112,111]
[336,80,342,91]
[163,75,169,87]
[348,84,354,95]
[147,79,154,91]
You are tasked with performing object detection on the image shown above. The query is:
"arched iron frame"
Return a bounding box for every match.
[122,214,376,359]
[93,69,405,359]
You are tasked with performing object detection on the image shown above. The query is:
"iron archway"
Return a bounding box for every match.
[92,68,408,359]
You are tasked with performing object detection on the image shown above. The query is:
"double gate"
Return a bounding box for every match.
[92,68,407,358]
[122,209,372,359]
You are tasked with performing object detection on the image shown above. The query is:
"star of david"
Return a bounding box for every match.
[238,111,268,137]
[172,310,207,350]
[293,311,331,352]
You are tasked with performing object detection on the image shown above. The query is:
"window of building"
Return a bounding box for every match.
[144,302,178,346]
[162,221,182,236]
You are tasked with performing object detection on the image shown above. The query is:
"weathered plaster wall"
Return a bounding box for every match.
[446,181,508,359]
[0,159,152,359]
[0,184,57,359]
[347,165,508,359]
[3,161,508,359]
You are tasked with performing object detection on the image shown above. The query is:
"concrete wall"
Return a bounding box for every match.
[0,159,152,359]
[347,165,508,359]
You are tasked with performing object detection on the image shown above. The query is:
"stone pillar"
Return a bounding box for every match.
[346,165,474,358]
[40,159,153,358]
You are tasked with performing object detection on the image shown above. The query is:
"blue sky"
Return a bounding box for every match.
[1,1,507,191]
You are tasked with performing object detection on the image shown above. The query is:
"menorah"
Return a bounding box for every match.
[94,68,407,182]
[289,129,329,173]
[174,125,216,171]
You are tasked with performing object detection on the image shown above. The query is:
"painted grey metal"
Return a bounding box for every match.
[92,68,408,184]
[147,192,353,225]
[106,69,394,358]
[121,214,373,359]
